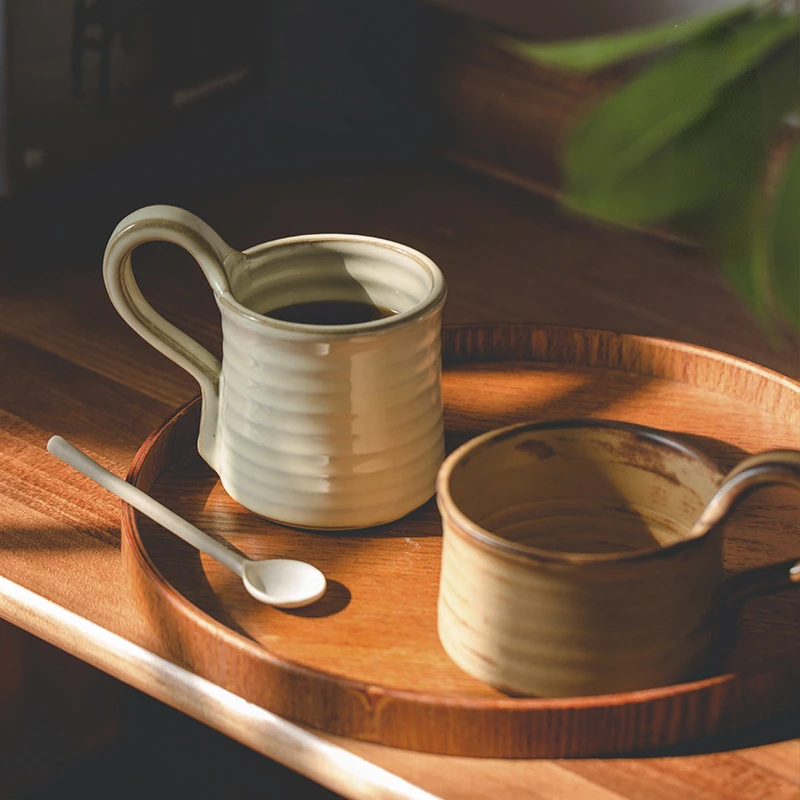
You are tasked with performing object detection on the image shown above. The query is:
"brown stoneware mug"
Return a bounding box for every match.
[436,419,800,697]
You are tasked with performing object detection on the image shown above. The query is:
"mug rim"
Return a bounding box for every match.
[436,418,724,565]
[216,233,447,335]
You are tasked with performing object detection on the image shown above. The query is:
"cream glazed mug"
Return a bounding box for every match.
[103,205,447,529]
[437,419,800,697]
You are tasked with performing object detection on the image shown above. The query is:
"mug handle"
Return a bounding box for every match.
[103,205,240,470]
[690,450,800,602]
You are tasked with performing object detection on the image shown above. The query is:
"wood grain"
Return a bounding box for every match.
[0,161,798,798]
[121,324,800,758]
[429,23,800,249]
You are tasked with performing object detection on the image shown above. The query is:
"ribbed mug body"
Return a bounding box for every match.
[217,302,444,528]
[438,521,722,697]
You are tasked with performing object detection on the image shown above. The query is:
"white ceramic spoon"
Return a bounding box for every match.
[47,436,327,608]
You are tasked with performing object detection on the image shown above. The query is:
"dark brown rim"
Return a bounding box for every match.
[437,418,723,565]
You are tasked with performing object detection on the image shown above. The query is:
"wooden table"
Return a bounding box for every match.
[0,158,798,799]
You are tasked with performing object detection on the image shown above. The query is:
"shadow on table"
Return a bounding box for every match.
[624,707,800,757]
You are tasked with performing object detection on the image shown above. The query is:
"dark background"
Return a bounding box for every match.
[0,0,459,266]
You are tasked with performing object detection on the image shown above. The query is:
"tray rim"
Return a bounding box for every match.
[121,322,800,756]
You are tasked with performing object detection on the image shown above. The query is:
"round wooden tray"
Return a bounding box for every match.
[122,324,800,758]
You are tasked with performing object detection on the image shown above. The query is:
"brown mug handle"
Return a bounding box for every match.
[690,450,800,603]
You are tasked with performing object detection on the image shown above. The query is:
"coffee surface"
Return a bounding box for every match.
[264,300,395,325]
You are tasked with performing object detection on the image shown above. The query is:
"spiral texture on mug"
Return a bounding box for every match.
[216,310,445,529]
[436,422,726,697]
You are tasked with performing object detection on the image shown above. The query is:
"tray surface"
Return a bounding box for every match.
[122,324,800,757]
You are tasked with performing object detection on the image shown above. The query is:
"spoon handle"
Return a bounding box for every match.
[47,436,244,576]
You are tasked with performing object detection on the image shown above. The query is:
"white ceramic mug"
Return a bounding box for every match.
[103,205,447,529]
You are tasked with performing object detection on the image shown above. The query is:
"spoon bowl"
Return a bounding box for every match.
[242,559,327,608]
[47,436,327,609]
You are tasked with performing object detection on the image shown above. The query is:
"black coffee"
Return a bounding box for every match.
[264,300,396,325]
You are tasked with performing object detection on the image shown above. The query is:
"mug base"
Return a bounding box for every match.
[218,477,437,532]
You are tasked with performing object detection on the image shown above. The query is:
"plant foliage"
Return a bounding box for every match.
[502,2,800,332]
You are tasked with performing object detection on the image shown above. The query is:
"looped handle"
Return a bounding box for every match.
[103,205,240,469]
[691,450,800,590]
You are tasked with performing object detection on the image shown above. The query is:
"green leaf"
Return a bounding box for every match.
[565,11,800,193]
[768,140,800,328]
[663,44,800,320]
[705,196,771,321]
[498,2,758,72]
[562,33,800,225]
